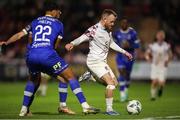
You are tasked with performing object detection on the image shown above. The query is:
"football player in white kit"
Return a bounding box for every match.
[65,9,132,115]
[145,30,172,101]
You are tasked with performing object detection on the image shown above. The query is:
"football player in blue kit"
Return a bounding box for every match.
[0,3,99,116]
[112,18,140,102]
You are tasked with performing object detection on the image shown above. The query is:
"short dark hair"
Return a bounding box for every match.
[101,9,117,19]
[44,2,59,12]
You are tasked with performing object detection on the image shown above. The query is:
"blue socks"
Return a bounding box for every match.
[118,76,126,91]
[69,79,86,104]
[22,81,39,107]
[58,81,68,104]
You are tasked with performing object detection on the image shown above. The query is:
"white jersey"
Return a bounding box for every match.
[85,23,113,62]
[71,22,126,78]
[71,22,126,62]
[149,41,170,67]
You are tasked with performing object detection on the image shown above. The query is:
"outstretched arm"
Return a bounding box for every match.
[110,40,133,60]
[164,46,173,67]
[145,45,152,62]
[0,31,26,46]
[65,34,90,51]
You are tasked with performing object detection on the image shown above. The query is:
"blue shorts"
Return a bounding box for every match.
[116,55,134,73]
[26,49,68,77]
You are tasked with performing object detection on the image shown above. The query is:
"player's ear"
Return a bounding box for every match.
[51,10,56,16]
[103,17,107,22]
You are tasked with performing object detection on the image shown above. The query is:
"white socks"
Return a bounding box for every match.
[40,85,47,96]
[120,91,126,98]
[106,98,113,112]
[81,102,90,111]
[60,102,67,107]
[151,87,157,98]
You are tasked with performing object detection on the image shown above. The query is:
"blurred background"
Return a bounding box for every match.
[0,0,180,81]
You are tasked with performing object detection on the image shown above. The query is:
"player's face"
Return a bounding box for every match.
[104,14,116,31]
[120,19,128,31]
[156,31,165,43]
[52,10,61,19]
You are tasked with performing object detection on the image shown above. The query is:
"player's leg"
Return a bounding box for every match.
[57,76,75,114]
[78,70,96,82]
[78,71,91,82]
[101,72,119,115]
[157,68,167,97]
[87,61,119,115]
[19,73,41,116]
[151,79,158,100]
[158,80,165,97]
[116,58,127,102]
[45,53,99,114]
[59,67,100,114]
[124,61,134,101]
[37,73,50,96]
[150,65,159,100]
[117,68,127,102]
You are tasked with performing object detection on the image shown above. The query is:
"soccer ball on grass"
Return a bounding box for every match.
[126,100,142,115]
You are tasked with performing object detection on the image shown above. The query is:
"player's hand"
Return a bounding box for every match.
[0,41,6,46]
[145,54,152,63]
[65,43,74,51]
[124,51,133,61]
[0,42,7,55]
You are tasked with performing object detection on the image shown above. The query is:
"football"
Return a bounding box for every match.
[127,100,142,115]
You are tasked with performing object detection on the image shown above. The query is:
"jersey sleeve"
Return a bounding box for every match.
[57,22,64,39]
[22,23,32,35]
[84,25,96,39]
[132,30,140,49]
[110,33,126,54]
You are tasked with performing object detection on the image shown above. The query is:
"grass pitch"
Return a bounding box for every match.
[0,81,180,119]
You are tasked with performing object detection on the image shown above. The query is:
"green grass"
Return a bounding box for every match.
[0,81,180,119]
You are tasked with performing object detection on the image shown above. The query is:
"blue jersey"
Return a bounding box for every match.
[113,27,140,58]
[23,15,68,76]
[113,27,140,71]
[24,16,63,50]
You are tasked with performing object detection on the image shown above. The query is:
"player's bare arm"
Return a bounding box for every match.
[0,41,6,46]
[165,48,173,67]
[0,31,26,46]
[145,48,152,62]
[55,38,62,50]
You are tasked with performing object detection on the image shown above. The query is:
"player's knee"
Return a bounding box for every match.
[119,69,126,76]
[106,84,116,90]
[29,72,41,84]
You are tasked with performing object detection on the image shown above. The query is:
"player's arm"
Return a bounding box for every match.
[165,45,173,67]
[167,49,173,61]
[132,30,140,49]
[54,38,61,50]
[65,34,90,51]
[0,23,31,46]
[132,31,141,59]
[145,45,152,62]
[0,31,26,46]
[110,39,133,60]
[65,26,95,51]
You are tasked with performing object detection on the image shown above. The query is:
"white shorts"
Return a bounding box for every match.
[86,60,115,79]
[151,64,167,81]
